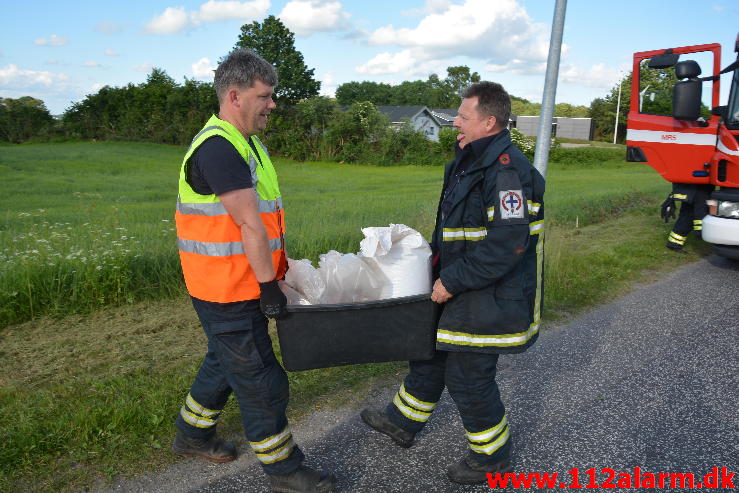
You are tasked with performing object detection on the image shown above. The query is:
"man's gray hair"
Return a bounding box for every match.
[462,82,511,130]
[214,48,278,104]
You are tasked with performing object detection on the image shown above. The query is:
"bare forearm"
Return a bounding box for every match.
[241,223,275,283]
[219,188,276,283]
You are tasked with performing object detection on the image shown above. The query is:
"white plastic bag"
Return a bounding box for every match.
[359,224,432,299]
[284,258,325,305]
[318,250,384,304]
[279,280,312,305]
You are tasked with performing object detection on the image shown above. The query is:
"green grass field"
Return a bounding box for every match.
[0,141,708,491]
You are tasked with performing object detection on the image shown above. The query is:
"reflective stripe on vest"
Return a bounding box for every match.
[177,237,283,256]
[175,115,286,303]
[176,196,283,215]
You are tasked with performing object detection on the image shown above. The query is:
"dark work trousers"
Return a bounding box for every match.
[175,297,304,475]
[670,186,711,246]
[385,350,511,464]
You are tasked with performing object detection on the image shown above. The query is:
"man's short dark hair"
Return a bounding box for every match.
[214,48,278,104]
[462,82,511,130]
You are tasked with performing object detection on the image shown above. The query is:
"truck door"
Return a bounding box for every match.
[626,44,722,184]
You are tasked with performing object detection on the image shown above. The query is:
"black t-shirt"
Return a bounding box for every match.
[188,136,253,195]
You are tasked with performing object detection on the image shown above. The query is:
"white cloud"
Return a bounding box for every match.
[196,0,270,22]
[558,63,626,91]
[357,0,549,75]
[96,22,124,34]
[402,0,453,17]
[145,6,190,34]
[192,57,216,79]
[0,64,68,88]
[357,49,424,75]
[34,34,68,47]
[90,82,106,93]
[105,49,120,57]
[319,71,336,96]
[278,0,351,37]
[134,63,154,73]
[83,61,100,68]
[145,1,270,34]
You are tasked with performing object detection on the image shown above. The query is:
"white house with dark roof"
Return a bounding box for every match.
[376,105,445,141]
[375,105,594,141]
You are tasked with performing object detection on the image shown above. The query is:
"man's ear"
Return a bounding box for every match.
[486,115,497,132]
[227,88,240,107]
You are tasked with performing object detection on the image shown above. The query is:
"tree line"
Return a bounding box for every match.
[1,15,638,153]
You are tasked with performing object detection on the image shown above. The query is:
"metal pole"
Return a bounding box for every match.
[533,0,567,179]
[613,79,622,144]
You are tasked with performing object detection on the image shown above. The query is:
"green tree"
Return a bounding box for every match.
[554,102,589,117]
[327,101,388,162]
[235,15,320,105]
[335,81,393,106]
[0,96,55,143]
[335,65,480,109]
[441,65,481,107]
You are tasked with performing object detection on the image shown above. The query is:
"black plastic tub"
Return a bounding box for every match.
[276,294,438,371]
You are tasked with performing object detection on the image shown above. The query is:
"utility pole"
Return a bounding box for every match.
[613,78,622,144]
[533,0,567,179]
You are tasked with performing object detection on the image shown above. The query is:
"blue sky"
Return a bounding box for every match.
[1,0,737,115]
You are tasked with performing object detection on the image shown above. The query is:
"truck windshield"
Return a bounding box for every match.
[726,60,739,129]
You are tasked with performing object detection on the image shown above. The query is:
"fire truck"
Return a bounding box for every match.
[626,35,739,259]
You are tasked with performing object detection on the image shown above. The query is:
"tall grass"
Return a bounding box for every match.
[1,142,671,327]
[0,143,442,326]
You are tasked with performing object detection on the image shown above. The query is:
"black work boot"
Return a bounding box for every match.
[447,455,513,485]
[360,409,415,448]
[268,465,336,493]
[665,241,687,253]
[172,433,238,463]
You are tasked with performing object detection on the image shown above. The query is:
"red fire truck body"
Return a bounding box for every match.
[626,36,739,258]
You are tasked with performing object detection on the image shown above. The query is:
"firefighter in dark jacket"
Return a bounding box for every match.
[662,183,713,252]
[361,82,545,485]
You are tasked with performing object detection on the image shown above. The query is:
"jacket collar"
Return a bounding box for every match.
[455,129,512,175]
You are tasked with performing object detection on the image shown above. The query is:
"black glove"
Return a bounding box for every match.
[259,279,287,319]
[660,194,676,223]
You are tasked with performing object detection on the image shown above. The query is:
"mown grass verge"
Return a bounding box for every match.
[0,142,710,491]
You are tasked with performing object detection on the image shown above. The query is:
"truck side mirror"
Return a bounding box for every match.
[648,51,679,69]
[712,105,727,118]
[673,60,702,120]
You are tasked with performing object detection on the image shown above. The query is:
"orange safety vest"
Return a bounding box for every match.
[175,115,286,303]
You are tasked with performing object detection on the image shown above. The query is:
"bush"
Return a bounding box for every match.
[376,124,441,166]
[510,128,535,161]
[548,146,625,166]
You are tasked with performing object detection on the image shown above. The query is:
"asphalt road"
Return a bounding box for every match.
[101,256,738,493]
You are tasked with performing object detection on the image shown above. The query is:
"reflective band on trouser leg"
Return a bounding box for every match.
[249,426,296,465]
[391,383,437,423]
[179,393,222,429]
[668,231,687,245]
[693,219,702,231]
[466,414,510,455]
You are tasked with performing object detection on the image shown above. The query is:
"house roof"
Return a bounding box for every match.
[376,105,430,123]
[430,108,458,125]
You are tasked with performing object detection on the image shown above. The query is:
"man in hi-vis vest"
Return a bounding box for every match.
[173,49,335,493]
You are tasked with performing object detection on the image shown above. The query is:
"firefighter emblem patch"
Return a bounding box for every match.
[499,190,524,219]
[499,153,511,165]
